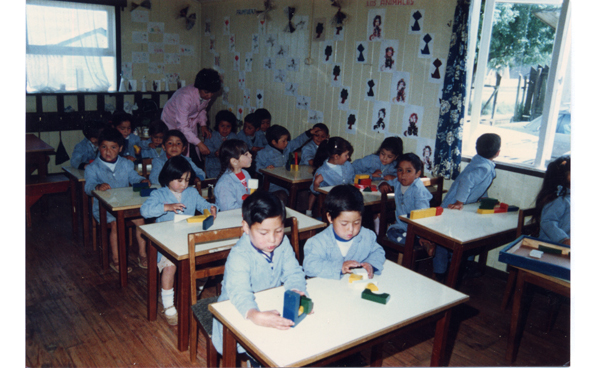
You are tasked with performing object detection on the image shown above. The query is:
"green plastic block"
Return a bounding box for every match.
[361,288,390,305]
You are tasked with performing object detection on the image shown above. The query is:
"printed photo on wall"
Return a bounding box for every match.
[356,41,368,64]
[308,110,324,124]
[263,57,274,70]
[367,9,385,41]
[416,138,435,175]
[418,33,434,59]
[233,52,240,71]
[323,40,334,64]
[408,9,425,35]
[284,82,298,96]
[224,16,230,35]
[402,105,424,138]
[296,95,310,110]
[346,110,358,135]
[204,18,211,35]
[313,17,326,41]
[429,57,446,84]
[245,52,253,72]
[256,89,264,108]
[338,86,350,111]
[390,71,410,105]
[252,34,260,53]
[331,63,342,87]
[365,78,377,102]
[379,40,399,72]
[371,101,391,134]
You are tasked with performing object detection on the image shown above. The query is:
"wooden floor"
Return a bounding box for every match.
[25,192,570,367]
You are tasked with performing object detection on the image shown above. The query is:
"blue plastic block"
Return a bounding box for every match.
[132,182,150,192]
[140,187,157,197]
[282,290,313,327]
[202,215,214,230]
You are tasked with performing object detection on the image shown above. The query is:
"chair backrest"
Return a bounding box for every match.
[141,158,153,179]
[199,178,217,202]
[517,208,538,237]
[284,217,300,262]
[420,176,444,207]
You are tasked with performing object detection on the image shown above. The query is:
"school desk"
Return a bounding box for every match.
[138,207,326,352]
[62,166,90,246]
[210,260,469,367]
[26,134,54,179]
[505,267,569,363]
[259,165,314,208]
[399,203,519,289]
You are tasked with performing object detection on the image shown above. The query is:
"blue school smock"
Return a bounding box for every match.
[211,233,307,355]
[71,138,98,169]
[140,141,163,159]
[236,130,259,151]
[300,140,318,165]
[303,224,386,279]
[539,193,570,244]
[310,161,355,195]
[382,178,432,237]
[214,169,252,211]
[204,132,237,178]
[441,154,496,208]
[120,133,143,158]
[352,154,397,179]
[255,130,268,148]
[84,156,145,223]
[140,186,217,263]
[256,131,312,193]
[148,151,206,186]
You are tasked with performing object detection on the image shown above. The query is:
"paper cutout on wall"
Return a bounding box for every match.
[243,89,251,108]
[204,18,211,35]
[245,53,253,72]
[378,39,399,72]
[371,101,390,134]
[296,96,310,110]
[323,40,334,64]
[228,34,236,52]
[148,62,164,75]
[274,69,286,83]
[237,105,244,120]
[333,24,344,41]
[367,9,385,41]
[284,82,298,96]
[164,53,180,64]
[331,63,342,87]
[258,18,267,34]
[402,105,424,138]
[132,31,148,44]
[147,22,164,34]
[180,45,194,56]
[265,34,277,50]
[131,0,151,11]
[224,16,231,35]
[256,89,264,108]
[131,9,149,23]
[346,110,358,135]
[132,52,149,64]
[313,17,326,41]
[286,58,299,72]
[163,33,179,45]
[275,44,289,59]
[338,86,350,111]
[356,41,368,64]
[429,57,446,84]
[308,110,324,124]
[408,9,425,35]
[418,33,434,59]
[149,42,164,54]
[296,15,309,31]
[416,138,436,175]
[252,34,260,53]
[233,52,240,71]
[209,36,216,54]
[365,79,377,102]
[222,86,230,105]
[263,57,274,70]
[238,71,246,89]
[390,71,410,105]
[436,83,443,107]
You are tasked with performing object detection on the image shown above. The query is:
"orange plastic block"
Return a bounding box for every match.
[358,178,372,186]
[354,174,370,184]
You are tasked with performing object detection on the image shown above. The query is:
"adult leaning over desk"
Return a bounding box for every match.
[161,68,222,167]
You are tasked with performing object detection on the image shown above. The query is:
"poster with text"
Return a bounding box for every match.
[371,101,390,134]
[378,39,399,72]
[402,105,424,138]
[367,9,385,41]
[390,71,410,105]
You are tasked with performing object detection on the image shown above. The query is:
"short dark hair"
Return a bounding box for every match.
[148,120,168,136]
[376,136,403,157]
[163,129,189,148]
[194,68,221,93]
[325,185,364,219]
[158,156,196,188]
[312,137,354,171]
[218,139,250,179]
[266,125,291,146]
[98,127,124,147]
[214,110,237,131]
[112,112,134,129]
[313,123,329,135]
[242,191,286,227]
[244,113,261,130]
[476,133,501,159]
[83,120,105,140]
[397,153,423,172]
[254,108,272,122]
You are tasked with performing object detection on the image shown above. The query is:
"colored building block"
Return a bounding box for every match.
[132,182,150,192]
[140,187,157,197]
[478,202,520,215]
[409,207,443,220]
[507,205,519,212]
[289,164,299,171]
[283,290,313,327]
[365,283,379,292]
[133,145,141,155]
[477,208,495,214]
[354,174,370,184]
[479,198,499,209]
[361,288,390,304]
[349,274,363,283]
[186,209,214,230]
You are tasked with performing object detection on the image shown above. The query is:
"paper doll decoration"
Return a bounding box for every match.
[347,113,356,129]
[331,64,342,87]
[340,89,349,104]
[357,43,366,63]
[264,57,273,70]
[346,110,358,134]
[421,34,432,56]
[394,79,406,103]
[283,7,296,33]
[390,71,410,105]
[338,87,350,111]
[325,45,333,62]
[333,66,340,80]
[287,58,299,72]
[265,34,276,48]
[402,105,424,138]
[372,102,390,133]
[404,114,418,136]
[381,47,394,71]
[367,9,385,41]
[313,18,326,41]
[131,0,151,11]
[256,89,264,108]
[374,109,385,131]
[365,79,377,102]
[431,58,443,80]
[370,15,382,41]
[178,6,196,30]
[423,145,433,172]
[411,11,422,32]
[256,0,274,22]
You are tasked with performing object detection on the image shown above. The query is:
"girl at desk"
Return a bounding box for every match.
[140,156,218,325]
[534,155,570,245]
[214,139,254,211]
[352,136,404,181]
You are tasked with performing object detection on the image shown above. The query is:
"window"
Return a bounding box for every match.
[463,0,571,169]
[26,0,118,93]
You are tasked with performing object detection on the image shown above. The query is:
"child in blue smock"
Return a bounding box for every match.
[140,156,218,325]
[236,112,263,155]
[433,133,501,279]
[303,185,385,279]
[84,128,150,273]
[352,136,404,180]
[299,123,329,166]
[214,139,254,211]
[112,112,142,161]
[205,110,237,178]
[211,191,308,359]
[71,119,103,169]
[253,108,271,148]
[534,155,570,245]
[141,120,168,159]
[149,130,205,190]
[378,153,435,256]
[311,137,355,195]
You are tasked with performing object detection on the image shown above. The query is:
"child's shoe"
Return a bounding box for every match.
[163,305,178,326]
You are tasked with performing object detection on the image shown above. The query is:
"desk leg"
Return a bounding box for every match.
[402,225,416,268]
[82,189,90,249]
[318,193,326,222]
[262,174,270,191]
[431,310,452,367]
[446,246,463,289]
[117,212,128,288]
[371,343,384,367]
[289,185,297,208]
[100,202,109,270]
[506,270,529,363]
[69,177,78,239]
[147,241,158,321]
[222,324,237,367]
[177,259,190,351]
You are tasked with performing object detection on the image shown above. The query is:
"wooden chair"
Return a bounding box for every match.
[420,176,444,207]
[199,177,217,202]
[140,158,153,179]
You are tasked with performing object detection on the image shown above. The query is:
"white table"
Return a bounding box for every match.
[259,165,315,208]
[400,203,519,288]
[139,208,326,352]
[210,260,469,367]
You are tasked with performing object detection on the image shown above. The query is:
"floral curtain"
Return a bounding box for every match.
[433,0,471,180]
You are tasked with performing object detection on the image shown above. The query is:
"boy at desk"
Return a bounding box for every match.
[84,128,150,272]
[71,119,103,169]
[433,133,501,280]
[212,191,308,360]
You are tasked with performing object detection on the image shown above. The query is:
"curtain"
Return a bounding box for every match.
[26,0,114,92]
[433,0,471,180]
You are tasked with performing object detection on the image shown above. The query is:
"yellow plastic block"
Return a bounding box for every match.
[349,274,363,283]
[186,209,211,223]
[298,306,304,316]
[290,164,299,171]
[354,174,370,184]
[410,207,437,220]
[477,208,495,214]
[133,145,141,155]
[365,283,379,292]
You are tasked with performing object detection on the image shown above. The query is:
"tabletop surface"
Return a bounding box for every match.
[93,185,161,211]
[259,165,315,183]
[139,207,326,260]
[400,203,518,243]
[317,185,389,206]
[62,166,86,181]
[26,134,54,153]
[210,260,469,367]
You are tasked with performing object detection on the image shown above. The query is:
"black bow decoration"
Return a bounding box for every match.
[178,6,197,30]
[331,0,348,26]
[256,0,274,22]
[284,7,296,33]
[131,0,151,11]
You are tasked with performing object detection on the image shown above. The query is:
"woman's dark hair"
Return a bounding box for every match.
[266,125,291,147]
[385,47,394,56]
[244,113,261,130]
[376,136,403,157]
[112,112,134,129]
[242,191,286,226]
[254,108,272,122]
[158,156,196,188]
[217,139,250,180]
[194,68,221,93]
[83,120,105,140]
[373,15,381,26]
[397,152,423,173]
[98,127,124,147]
[163,129,189,148]
[214,110,237,132]
[476,133,501,159]
[312,137,354,172]
[148,120,168,136]
[325,185,364,220]
[532,155,571,228]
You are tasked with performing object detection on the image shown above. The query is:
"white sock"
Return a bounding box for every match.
[161,288,177,316]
